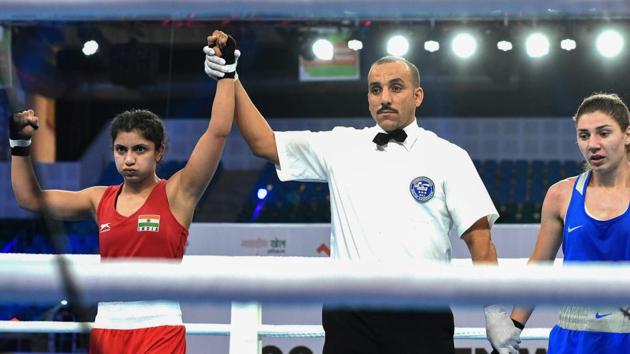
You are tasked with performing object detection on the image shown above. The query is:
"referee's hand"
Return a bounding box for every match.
[484,305,522,354]
[204,31,239,80]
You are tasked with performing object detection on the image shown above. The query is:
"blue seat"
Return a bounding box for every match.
[564,160,584,177]
[547,160,562,186]
[496,160,513,203]
[158,160,186,179]
[513,160,528,203]
[530,160,545,203]
[481,160,498,196]
[472,159,482,175]
[97,162,123,185]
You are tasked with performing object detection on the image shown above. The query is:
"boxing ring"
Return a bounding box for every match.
[0,253,629,353]
[1,0,629,353]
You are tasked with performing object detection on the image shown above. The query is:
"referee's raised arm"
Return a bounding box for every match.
[234,80,279,165]
[203,39,279,165]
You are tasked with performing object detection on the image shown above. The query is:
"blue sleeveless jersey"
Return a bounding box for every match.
[562,171,630,262]
[548,171,630,354]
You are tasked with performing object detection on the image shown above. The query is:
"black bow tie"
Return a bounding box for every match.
[373,129,407,146]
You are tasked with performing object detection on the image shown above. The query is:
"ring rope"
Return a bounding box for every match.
[0,320,551,340]
[0,254,628,306]
[0,254,583,344]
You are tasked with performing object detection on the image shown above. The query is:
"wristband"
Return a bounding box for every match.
[511,319,525,330]
[9,138,31,148]
[10,138,31,156]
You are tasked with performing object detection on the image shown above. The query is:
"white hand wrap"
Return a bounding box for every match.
[203,46,240,80]
[484,305,522,354]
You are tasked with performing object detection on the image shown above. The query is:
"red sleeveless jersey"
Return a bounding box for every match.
[96,180,188,259]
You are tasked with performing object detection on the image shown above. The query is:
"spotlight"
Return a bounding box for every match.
[596,29,624,58]
[386,34,409,56]
[451,32,477,59]
[347,39,363,51]
[312,38,334,60]
[525,32,550,58]
[560,38,576,51]
[77,26,105,57]
[497,40,513,52]
[82,40,99,56]
[257,188,268,200]
[424,40,440,53]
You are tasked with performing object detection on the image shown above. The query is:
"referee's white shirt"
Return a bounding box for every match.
[275,120,498,262]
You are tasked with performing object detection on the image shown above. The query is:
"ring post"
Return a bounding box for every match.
[229,302,261,354]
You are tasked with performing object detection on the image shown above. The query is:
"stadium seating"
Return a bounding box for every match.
[238,160,585,224]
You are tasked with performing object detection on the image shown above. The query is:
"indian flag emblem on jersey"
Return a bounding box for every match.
[137,215,160,232]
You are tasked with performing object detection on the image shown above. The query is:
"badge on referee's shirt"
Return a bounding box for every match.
[137,214,160,232]
[410,176,435,203]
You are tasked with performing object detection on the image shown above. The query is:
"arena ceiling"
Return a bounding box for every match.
[1,0,630,21]
[3,0,630,160]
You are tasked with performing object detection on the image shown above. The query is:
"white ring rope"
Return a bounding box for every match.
[0,254,627,307]
[0,253,597,343]
[0,320,551,340]
[0,1,617,21]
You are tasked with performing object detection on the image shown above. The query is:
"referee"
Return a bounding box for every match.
[204,44,518,353]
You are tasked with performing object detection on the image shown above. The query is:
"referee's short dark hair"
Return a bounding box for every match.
[372,56,421,88]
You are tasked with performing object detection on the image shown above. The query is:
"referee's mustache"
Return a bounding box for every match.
[377,104,398,114]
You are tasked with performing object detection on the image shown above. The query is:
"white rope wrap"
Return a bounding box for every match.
[0,320,551,340]
[0,254,627,307]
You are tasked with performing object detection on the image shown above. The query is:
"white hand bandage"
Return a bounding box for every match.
[484,305,522,354]
[203,46,240,80]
